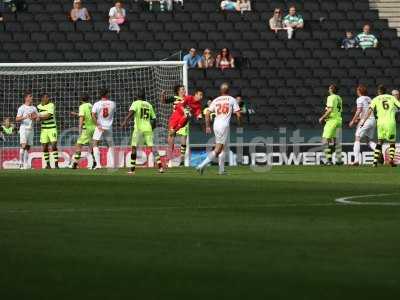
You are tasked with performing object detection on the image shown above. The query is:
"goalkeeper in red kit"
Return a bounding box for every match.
[161,85,204,166]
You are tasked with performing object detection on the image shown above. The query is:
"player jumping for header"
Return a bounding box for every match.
[196,83,241,175]
[349,85,376,166]
[15,90,39,169]
[360,85,400,167]
[70,95,97,169]
[161,85,203,167]
[121,89,164,175]
[319,84,343,166]
[38,93,59,169]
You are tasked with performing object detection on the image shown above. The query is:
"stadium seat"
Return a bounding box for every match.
[0,0,399,129]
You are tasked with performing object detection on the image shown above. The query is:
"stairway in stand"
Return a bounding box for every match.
[370,0,400,36]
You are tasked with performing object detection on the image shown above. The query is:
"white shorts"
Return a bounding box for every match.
[356,118,376,140]
[214,125,229,145]
[19,127,34,145]
[93,127,113,143]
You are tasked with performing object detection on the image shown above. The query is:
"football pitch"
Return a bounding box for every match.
[0,166,400,300]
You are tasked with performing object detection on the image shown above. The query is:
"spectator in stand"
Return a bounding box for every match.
[216,48,235,70]
[109,1,126,33]
[341,31,358,49]
[220,0,237,11]
[198,49,215,69]
[70,0,91,22]
[283,6,304,40]
[0,12,3,23]
[183,48,202,69]
[269,8,285,33]
[356,24,378,50]
[236,0,251,12]
[392,90,400,100]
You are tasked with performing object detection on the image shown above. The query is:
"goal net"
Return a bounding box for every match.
[0,62,188,169]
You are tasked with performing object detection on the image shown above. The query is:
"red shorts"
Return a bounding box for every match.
[169,111,188,132]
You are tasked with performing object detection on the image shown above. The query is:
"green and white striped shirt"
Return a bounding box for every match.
[283,14,303,27]
[356,33,378,50]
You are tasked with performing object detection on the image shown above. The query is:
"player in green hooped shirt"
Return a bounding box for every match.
[70,95,97,169]
[0,117,17,141]
[37,93,59,169]
[121,90,164,175]
[360,85,400,167]
[318,84,343,165]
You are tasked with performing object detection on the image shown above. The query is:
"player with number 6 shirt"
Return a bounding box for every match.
[360,85,400,167]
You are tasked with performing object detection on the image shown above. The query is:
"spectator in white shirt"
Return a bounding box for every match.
[70,0,90,22]
[109,1,126,33]
[216,48,235,70]
[236,0,251,12]
[269,8,284,33]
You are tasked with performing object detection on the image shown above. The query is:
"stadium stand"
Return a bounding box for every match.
[0,0,399,130]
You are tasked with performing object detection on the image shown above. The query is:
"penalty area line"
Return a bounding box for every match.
[335,194,400,206]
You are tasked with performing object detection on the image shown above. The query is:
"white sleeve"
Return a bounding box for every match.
[208,100,216,113]
[109,7,115,17]
[231,97,240,112]
[33,107,38,114]
[16,106,23,117]
[356,97,363,108]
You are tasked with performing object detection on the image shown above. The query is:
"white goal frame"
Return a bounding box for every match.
[0,61,189,169]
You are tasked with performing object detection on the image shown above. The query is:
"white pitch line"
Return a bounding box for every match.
[1,195,400,214]
[335,194,400,206]
[0,203,339,214]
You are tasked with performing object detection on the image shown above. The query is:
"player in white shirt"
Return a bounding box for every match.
[91,89,116,169]
[15,90,39,169]
[349,85,377,166]
[196,83,241,175]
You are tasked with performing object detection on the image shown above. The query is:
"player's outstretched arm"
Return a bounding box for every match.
[70,111,79,117]
[359,108,373,127]
[205,110,212,134]
[319,107,332,124]
[121,111,133,128]
[235,111,242,127]
[78,116,84,135]
[91,112,98,128]
[349,108,361,128]
[15,114,27,122]
[39,113,51,121]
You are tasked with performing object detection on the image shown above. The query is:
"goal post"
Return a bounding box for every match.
[0,61,188,169]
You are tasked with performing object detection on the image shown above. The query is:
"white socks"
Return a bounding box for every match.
[93,147,101,167]
[108,147,115,168]
[353,141,360,163]
[354,141,377,163]
[19,148,24,165]
[218,152,225,174]
[198,151,216,170]
[19,148,30,168]
[24,150,29,167]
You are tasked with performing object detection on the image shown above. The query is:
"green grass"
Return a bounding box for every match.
[1,166,400,300]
